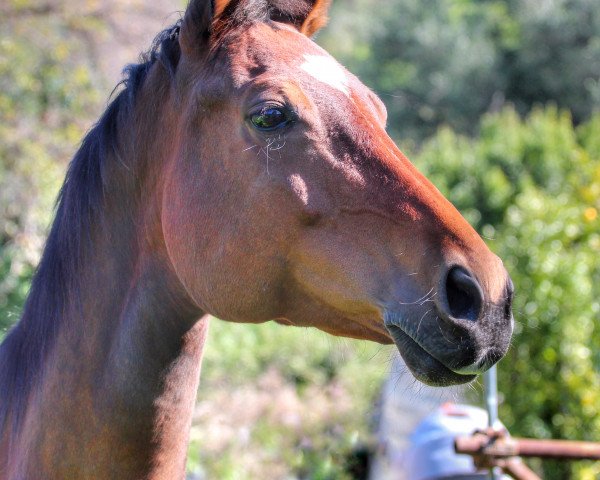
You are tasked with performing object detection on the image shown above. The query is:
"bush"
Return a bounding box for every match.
[320,0,600,143]
[413,106,600,480]
[0,5,102,338]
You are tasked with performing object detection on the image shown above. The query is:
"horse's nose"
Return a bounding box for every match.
[440,266,484,323]
[434,264,514,375]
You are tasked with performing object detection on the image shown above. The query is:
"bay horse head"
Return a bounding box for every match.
[0,0,514,477]
[163,0,513,386]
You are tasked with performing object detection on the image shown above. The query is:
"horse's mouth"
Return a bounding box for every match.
[385,324,477,386]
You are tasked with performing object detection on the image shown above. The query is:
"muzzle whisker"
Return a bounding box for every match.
[396,287,435,306]
[437,317,458,346]
[419,291,437,306]
[416,308,432,338]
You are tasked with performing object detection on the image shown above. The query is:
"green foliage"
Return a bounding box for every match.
[187,320,388,479]
[413,107,600,480]
[320,0,600,143]
[412,106,587,229]
[0,1,102,338]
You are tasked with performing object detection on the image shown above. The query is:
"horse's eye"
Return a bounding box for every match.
[250,107,290,131]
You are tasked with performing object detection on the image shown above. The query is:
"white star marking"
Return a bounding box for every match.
[300,54,350,96]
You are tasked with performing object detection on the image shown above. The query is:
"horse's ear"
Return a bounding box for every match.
[179,0,331,54]
[270,0,332,37]
[180,0,239,55]
[299,0,332,37]
[179,0,213,56]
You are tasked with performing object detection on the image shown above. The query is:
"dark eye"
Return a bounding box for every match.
[250,107,291,131]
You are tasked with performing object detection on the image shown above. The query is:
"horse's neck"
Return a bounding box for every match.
[20,235,207,479]
[10,177,207,478]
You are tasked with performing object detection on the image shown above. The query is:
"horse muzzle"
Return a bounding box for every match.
[383,266,514,386]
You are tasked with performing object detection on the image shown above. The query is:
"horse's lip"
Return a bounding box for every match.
[384,322,477,386]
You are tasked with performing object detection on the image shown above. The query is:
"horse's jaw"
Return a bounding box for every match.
[384,320,477,387]
[383,308,499,387]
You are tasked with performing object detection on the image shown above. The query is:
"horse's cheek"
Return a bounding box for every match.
[160,167,210,302]
[160,171,279,320]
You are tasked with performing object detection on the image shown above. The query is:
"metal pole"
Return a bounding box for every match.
[484,365,499,427]
[484,365,500,480]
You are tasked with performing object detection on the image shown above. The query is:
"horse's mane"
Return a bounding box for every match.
[0,23,182,438]
[0,0,282,440]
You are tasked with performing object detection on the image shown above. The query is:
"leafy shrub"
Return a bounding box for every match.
[413,106,600,480]
[320,0,600,143]
[0,7,101,338]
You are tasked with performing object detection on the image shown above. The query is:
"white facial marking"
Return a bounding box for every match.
[300,54,350,96]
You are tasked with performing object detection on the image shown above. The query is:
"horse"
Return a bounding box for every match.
[0,0,514,478]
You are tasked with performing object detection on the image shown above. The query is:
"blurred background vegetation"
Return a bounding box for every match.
[1,0,599,479]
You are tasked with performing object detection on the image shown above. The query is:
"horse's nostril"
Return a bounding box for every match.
[444,267,483,322]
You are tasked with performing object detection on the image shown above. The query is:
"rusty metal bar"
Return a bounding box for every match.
[455,433,600,461]
[512,438,600,460]
[455,431,542,480]
[502,458,541,480]
[455,433,513,457]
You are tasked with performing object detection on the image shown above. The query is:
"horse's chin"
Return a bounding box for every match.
[385,323,477,387]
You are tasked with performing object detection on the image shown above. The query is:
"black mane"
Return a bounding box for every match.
[0,0,290,442]
[0,23,182,438]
